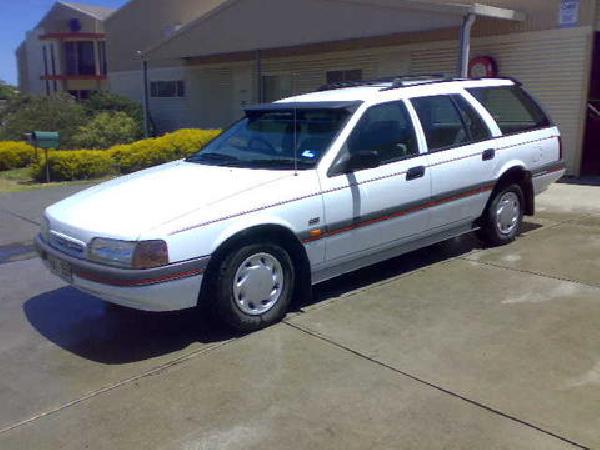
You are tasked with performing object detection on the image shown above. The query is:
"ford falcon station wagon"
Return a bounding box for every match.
[36,77,565,332]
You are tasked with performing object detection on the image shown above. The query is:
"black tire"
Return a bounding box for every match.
[211,242,295,333]
[477,184,524,246]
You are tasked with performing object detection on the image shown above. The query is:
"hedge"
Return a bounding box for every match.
[0,142,37,171]
[30,150,116,182]
[25,128,221,182]
[111,128,220,174]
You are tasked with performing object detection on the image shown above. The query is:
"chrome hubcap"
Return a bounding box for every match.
[233,252,284,316]
[496,192,520,235]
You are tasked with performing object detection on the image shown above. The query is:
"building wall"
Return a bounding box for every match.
[17,5,107,96]
[398,27,592,175]
[108,69,143,101]
[38,3,106,33]
[105,0,226,72]
[176,25,591,175]
[109,0,595,174]
[427,0,596,32]
[16,43,29,93]
[21,30,47,95]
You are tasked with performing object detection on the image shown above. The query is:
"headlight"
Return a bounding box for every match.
[40,216,51,242]
[88,238,168,269]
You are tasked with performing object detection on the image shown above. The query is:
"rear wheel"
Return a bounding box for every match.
[477,184,524,246]
[211,242,295,332]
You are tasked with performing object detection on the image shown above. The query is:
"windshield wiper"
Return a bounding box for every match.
[246,159,315,170]
[188,153,241,166]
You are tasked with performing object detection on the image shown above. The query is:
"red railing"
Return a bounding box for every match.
[40,75,107,81]
[39,32,106,41]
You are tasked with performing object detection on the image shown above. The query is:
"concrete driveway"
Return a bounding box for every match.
[0,182,598,449]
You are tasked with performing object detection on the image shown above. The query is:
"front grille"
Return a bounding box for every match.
[48,232,86,259]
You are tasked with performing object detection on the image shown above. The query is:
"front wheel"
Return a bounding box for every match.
[477,184,524,246]
[212,243,295,332]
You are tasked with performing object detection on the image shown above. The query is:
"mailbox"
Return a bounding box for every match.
[31,131,59,149]
[25,131,59,183]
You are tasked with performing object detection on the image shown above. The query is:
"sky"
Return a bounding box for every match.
[0,0,127,86]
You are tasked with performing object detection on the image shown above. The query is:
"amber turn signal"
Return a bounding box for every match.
[132,240,169,269]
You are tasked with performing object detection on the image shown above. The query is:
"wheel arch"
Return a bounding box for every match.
[489,164,535,216]
[199,223,312,307]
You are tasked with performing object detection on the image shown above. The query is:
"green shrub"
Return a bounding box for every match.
[0,80,18,100]
[0,141,37,171]
[25,128,220,182]
[30,150,116,182]
[85,91,144,125]
[71,111,142,149]
[110,128,220,174]
[0,94,87,147]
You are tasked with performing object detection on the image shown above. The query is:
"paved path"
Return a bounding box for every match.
[0,183,598,449]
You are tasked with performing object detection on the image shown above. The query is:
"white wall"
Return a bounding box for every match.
[110,66,198,133]
[22,29,47,95]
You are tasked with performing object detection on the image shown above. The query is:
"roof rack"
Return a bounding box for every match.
[316,79,389,92]
[316,73,452,92]
[315,75,521,94]
[381,75,522,91]
[380,75,464,91]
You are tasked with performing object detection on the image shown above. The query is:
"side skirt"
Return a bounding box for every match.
[311,222,476,285]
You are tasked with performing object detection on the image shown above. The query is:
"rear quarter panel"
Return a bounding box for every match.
[491,127,560,179]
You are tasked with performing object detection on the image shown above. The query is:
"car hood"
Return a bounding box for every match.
[46,161,293,240]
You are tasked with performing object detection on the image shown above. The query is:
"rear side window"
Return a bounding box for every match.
[453,95,491,142]
[466,86,551,135]
[411,95,489,152]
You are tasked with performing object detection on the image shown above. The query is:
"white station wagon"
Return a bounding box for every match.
[36,77,565,332]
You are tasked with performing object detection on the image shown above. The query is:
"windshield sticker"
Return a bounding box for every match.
[301,150,316,159]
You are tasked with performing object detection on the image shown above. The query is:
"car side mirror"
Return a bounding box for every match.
[345,149,379,172]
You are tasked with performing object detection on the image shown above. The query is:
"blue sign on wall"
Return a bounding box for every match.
[559,0,581,28]
[68,18,82,32]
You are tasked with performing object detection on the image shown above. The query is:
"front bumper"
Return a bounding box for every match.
[35,234,210,311]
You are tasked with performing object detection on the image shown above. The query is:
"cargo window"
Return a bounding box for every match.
[466,86,551,135]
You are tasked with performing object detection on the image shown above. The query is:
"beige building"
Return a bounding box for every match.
[16,1,114,100]
[106,0,600,176]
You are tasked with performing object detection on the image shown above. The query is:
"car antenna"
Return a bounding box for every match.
[293,106,298,175]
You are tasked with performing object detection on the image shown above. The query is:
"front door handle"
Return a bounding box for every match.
[482,148,496,161]
[406,166,426,181]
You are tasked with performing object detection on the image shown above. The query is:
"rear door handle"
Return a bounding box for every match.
[406,166,426,181]
[482,149,496,161]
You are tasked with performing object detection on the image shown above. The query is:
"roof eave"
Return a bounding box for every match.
[144,0,526,59]
[57,1,115,21]
[469,3,526,21]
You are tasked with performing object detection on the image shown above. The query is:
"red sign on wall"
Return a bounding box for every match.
[469,56,498,78]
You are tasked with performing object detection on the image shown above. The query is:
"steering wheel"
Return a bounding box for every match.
[247,136,278,155]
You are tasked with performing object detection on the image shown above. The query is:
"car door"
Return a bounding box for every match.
[409,93,496,230]
[318,100,431,264]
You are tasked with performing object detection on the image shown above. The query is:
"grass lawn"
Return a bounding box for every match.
[0,167,111,194]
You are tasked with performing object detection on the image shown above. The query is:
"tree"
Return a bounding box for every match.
[85,91,144,129]
[71,111,142,149]
[0,93,87,147]
[0,80,18,100]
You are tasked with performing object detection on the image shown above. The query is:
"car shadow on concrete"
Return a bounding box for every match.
[23,287,236,365]
[23,225,542,365]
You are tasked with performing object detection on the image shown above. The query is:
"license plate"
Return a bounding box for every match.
[47,254,73,282]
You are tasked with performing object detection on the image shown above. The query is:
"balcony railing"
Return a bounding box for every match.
[39,32,106,41]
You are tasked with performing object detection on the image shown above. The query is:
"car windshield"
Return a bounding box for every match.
[187,108,353,170]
